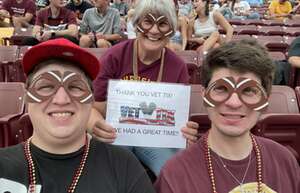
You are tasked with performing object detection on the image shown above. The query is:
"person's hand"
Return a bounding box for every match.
[181,121,199,147]
[92,119,117,143]
[195,37,205,45]
[41,31,52,41]
[95,32,106,40]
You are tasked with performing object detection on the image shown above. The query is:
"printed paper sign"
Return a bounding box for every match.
[106,80,191,148]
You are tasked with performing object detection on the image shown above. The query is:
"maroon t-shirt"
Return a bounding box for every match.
[2,0,36,23]
[93,39,190,102]
[155,136,300,193]
[35,7,77,31]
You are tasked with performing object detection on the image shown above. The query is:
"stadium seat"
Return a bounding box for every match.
[284,19,300,27]
[0,82,25,147]
[9,27,33,45]
[257,26,285,36]
[176,50,201,84]
[284,36,297,47]
[254,35,288,52]
[235,25,259,35]
[265,85,299,114]
[269,51,286,61]
[0,46,19,82]
[189,84,210,135]
[258,113,300,163]
[283,27,300,36]
[8,113,33,146]
[263,20,284,26]
[231,35,252,42]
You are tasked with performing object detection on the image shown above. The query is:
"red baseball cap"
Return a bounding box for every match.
[22,38,100,80]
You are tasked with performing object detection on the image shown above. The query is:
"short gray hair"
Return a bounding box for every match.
[132,0,177,36]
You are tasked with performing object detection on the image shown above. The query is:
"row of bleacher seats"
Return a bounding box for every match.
[1,45,299,87]
[226,19,300,27]
[0,82,299,163]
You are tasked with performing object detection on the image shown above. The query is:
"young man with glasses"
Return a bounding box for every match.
[155,40,300,193]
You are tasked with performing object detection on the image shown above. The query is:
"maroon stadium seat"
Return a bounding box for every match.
[8,113,33,146]
[0,46,19,82]
[9,27,33,45]
[189,84,210,135]
[176,50,201,84]
[263,19,284,26]
[269,51,286,61]
[231,35,252,42]
[254,35,288,52]
[257,86,300,161]
[284,19,300,27]
[257,26,285,36]
[283,27,300,36]
[235,25,259,35]
[0,82,25,147]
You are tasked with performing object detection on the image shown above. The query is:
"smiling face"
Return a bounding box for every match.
[27,63,93,146]
[205,68,263,137]
[136,13,173,52]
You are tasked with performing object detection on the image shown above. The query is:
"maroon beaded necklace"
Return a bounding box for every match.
[203,132,263,193]
[23,135,90,193]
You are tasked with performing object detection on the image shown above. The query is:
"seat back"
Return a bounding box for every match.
[0,82,25,118]
[259,114,300,162]
[264,85,299,114]
[189,84,210,134]
[0,46,19,82]
[84,48,108,59]
[176,50,201,84]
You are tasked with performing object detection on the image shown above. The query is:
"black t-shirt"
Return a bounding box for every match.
[65,1,93,19]
[0,138,155,193]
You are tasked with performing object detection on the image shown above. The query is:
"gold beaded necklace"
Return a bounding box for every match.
[23,135,90,193]
[203,132,263,193]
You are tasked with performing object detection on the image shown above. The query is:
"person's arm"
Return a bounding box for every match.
[213,11,233,43]
[288,56,300,68]
[12,12,34,27]
[180,16,188,50]
[55,23,78,37]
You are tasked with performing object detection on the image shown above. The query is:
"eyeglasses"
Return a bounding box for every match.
[203,77,269,111]
[26,71,93,104]
[137,13,173,37]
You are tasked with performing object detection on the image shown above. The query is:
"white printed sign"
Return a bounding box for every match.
[106,80,190,148]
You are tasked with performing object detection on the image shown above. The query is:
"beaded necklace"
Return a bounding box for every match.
[23,135,90,193]
[203,132,263,193]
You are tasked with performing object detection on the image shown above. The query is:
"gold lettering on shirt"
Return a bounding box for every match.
[229,182,277,193]
[122,75,151,82]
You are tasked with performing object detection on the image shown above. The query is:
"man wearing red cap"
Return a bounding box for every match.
[0,38,155,193]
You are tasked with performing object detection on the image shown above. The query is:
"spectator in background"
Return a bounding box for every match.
[155,39,300,193]
[167,5,189,51]
[188,0,233,54]
[245,0,263,7]
[268,0,292,20]
[88,0,199,177]
[79,0,122,48]
[178,0,194,18]
[225,0,260,19]
[0,0,36,28]
[66,0,93,24]
[23,0,78,45]
[111,0,129,16]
